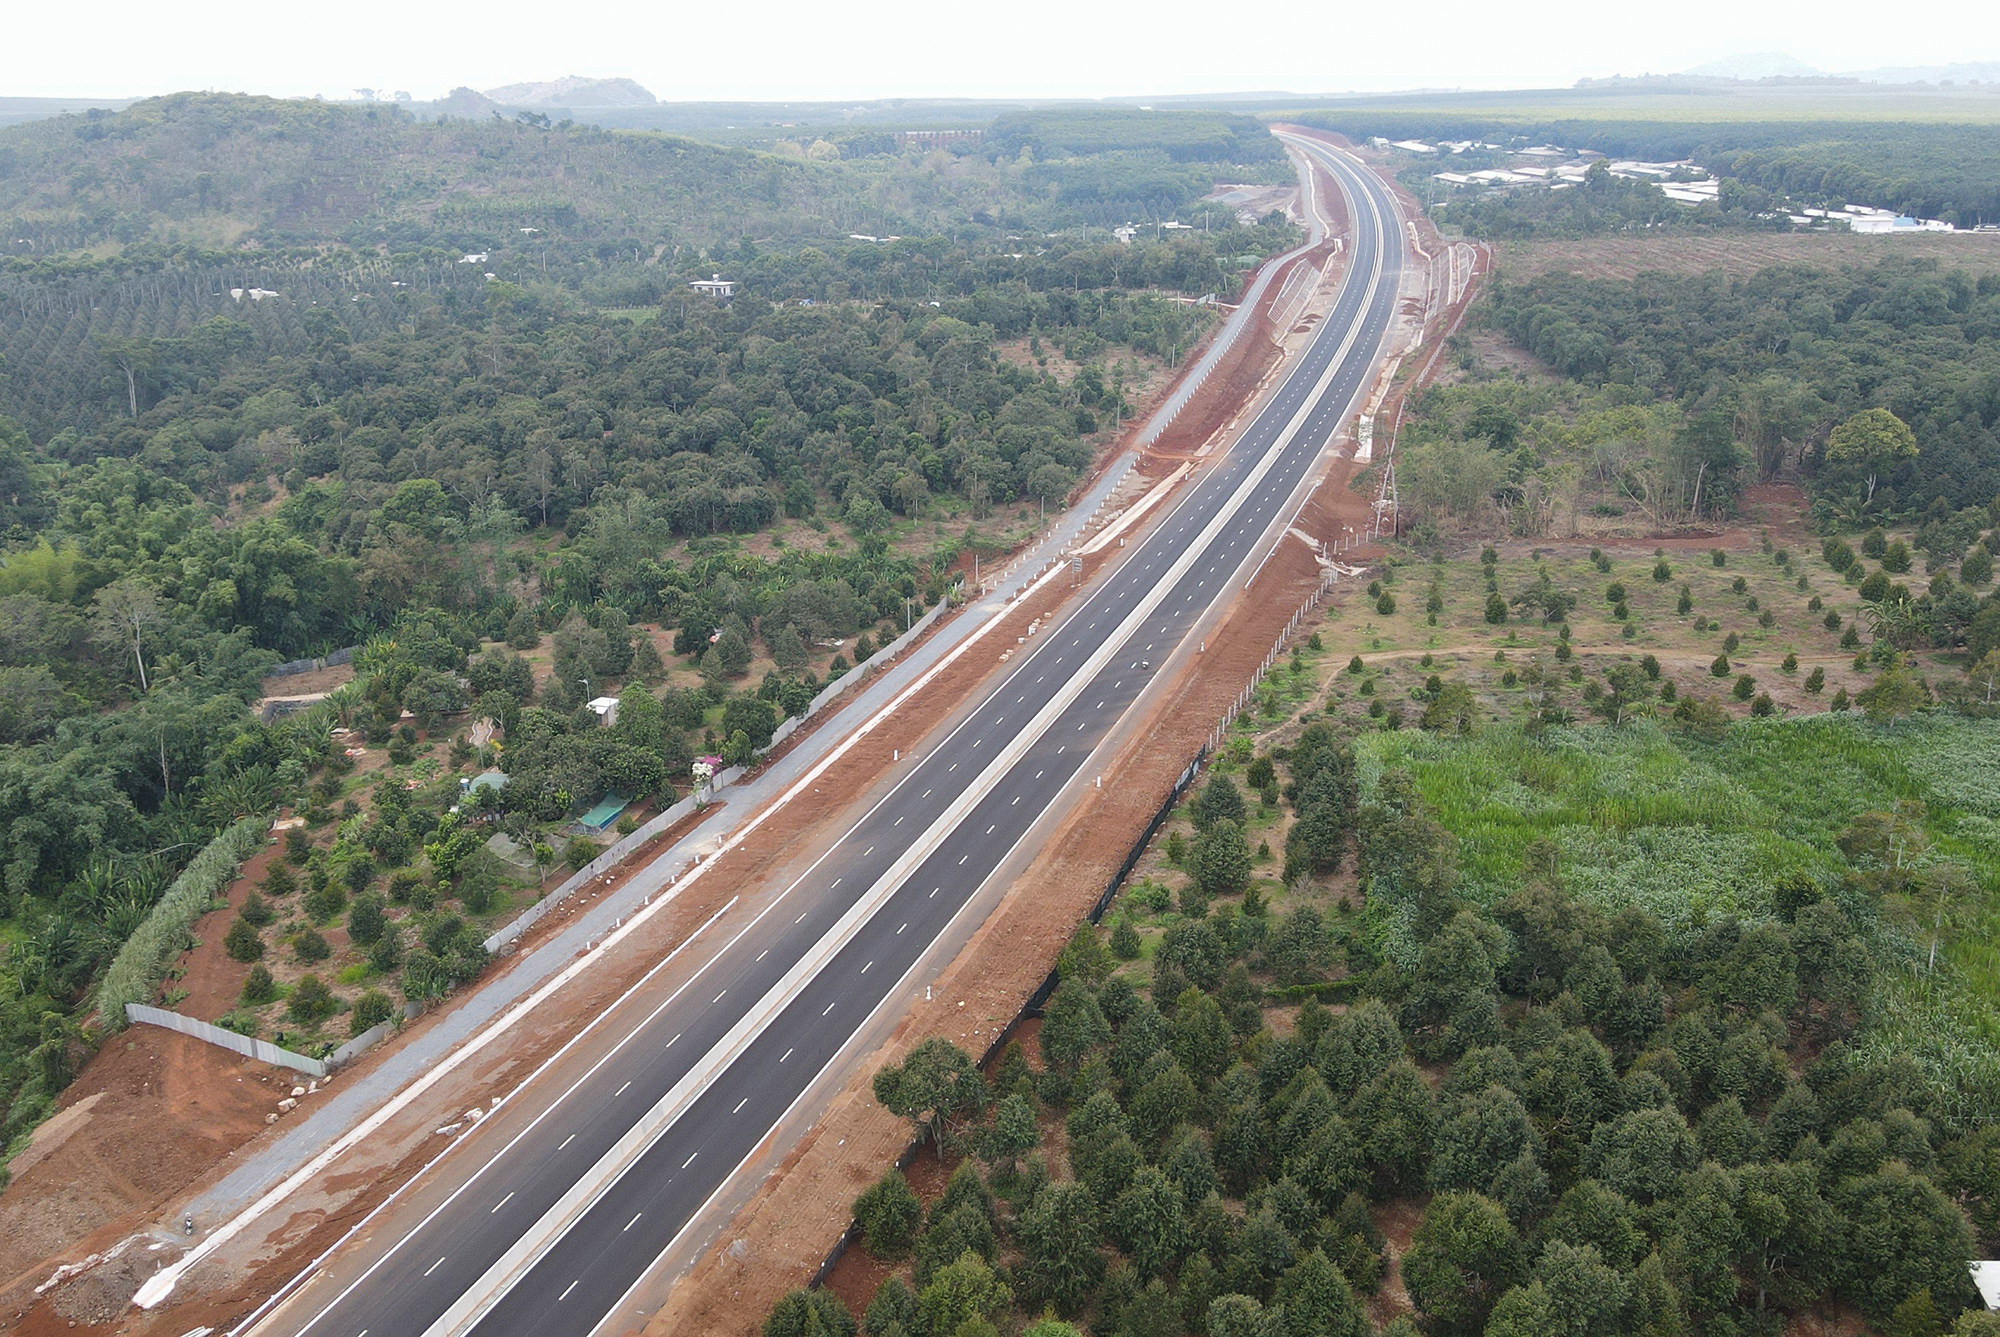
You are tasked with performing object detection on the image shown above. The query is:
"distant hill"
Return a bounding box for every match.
[485,76,657,107]
[0,91,887,253]
[1845,60,2000,85]
[1683,52,1822,80]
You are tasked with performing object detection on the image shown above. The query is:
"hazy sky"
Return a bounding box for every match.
[5,0,1997,101]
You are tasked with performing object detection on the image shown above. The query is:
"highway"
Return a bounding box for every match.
[270,134,1401,1337]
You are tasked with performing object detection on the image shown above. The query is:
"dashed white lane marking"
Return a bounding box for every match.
[559,1281,579,1302]
[616,1081,631,1096]
[712,990,727,1004]
[733,1097,748,1114]
[897,922,908,933]
[823,1001,836,1015]
[491,1192,514,1214]
[894,815,903,825]
[558,1133,576,1150]
[681,1152,698,1169]
[861,960,872,974]
[424,1257,447,1277]
[780,1048,793,1062]
[667,1033,680,1047]
[624,1213,643,1232]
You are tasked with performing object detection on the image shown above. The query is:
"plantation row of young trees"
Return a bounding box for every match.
[765,720,2000,1337]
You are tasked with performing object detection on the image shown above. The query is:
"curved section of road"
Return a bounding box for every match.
[267,138,1402,1337]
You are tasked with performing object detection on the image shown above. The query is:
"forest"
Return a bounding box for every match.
[0,94,1296,1169]
[1384,255,2000,545]
[1289,111,2000,228]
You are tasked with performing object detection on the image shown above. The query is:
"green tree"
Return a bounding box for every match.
[762,1288,855,1337]
[1110,1165,1189,1277]
[873,1037,988,1148]
[1016,1180,1103,1315]
[1401,1191,1523,1337]
[1192,819,1251,900]
[1190,777,1245,830]
[1825,407,1920,508]
[854,1168,922,1259]
[1858,665,1932,723]
[915,1252,1012,1337]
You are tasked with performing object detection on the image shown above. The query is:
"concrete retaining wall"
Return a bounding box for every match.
[125,1004,328,1078]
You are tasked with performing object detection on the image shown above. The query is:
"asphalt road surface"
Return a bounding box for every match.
[276,136,1401,1337]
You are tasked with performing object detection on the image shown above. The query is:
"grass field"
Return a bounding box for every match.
[1495,229,2000,282]
[1101,525,2000,1122]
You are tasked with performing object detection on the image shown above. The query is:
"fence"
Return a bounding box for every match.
[265,646,358,679]
[1208,564,1343,753]
[125,1004,329,1078]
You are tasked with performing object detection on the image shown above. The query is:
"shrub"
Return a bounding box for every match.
[224,918,265,962]
[1863,528,1888,559]
[294,927,331,963]
[240,891,276,926]
[1712,549,1728,567]
[1962,547,1993,585]
[1484,592,1507,625]
[95,817,264,1029]
[304,881,347,922]
[1653,559,1672,583]
[1348,656,1365,674]
[564,836,601,870]
[1711,656,1731,678]
[347,894,386,945]
[1731,576,1748,594]
[264,862,298,897]
[240,965,278,1005]
[288,974,336,1024]
[1805,666,1826,694]
[1881,540,1912,573]
[1733,674,1757,701]
[1832,687,1852,711]
[1376,593,1397,616]
[350,989,396,1036]
[284,828,313,865]
[1751,693,1776,716]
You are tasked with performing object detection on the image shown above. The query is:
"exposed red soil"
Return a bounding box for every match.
[0,1032,286,1323]
[174,840,283,1021]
